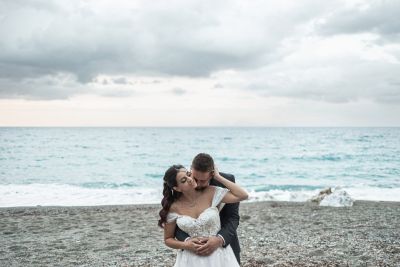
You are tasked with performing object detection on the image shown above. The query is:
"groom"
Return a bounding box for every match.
[175,153,241,264]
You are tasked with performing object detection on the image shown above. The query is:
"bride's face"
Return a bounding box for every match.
[174,168,197,191]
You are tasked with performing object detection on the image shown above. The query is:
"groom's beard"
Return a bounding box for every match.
[194,179,209,191]
[195,186,207,191]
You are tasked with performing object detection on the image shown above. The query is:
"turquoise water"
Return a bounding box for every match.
[1,127,399,207]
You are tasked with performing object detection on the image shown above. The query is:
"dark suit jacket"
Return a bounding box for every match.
[174,172,241,264]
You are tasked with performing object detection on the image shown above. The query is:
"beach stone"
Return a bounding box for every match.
[310,187,332,204]
[241,215,251,221]
[8,246,27,251]
[308,249,325,256]
[3,231,14,235]
[320,189,353,207]
[135,249,150,254]
[360,253,371,261]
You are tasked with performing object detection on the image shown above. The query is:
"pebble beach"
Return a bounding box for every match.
[1,201,399,267]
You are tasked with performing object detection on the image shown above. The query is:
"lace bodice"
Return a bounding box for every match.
[167,186,229,237]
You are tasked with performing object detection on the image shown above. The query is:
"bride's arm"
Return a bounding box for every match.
[164,222,200,251]
[213,168,248,203]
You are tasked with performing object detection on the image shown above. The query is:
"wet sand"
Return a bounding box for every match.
[1,201,399,266]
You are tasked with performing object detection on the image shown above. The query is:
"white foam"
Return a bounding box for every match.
[246,189,320,202]
[0,184,162,207]
[250,186,400,203]
[345,187,400,202]
[1,184,400,207]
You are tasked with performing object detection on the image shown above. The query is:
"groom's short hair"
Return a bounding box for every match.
[192,153,214,172]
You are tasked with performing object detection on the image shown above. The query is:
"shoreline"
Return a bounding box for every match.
[2,182,400,207]
[2,198,400,210]
[1,200,399,266]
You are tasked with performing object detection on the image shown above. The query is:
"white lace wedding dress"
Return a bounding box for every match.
[167,186,240,267]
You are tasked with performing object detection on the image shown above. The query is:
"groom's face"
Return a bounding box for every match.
[191,169,213,190]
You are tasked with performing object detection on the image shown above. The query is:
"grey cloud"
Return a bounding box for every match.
[245,60,400,104]
[0,0,331,99]
[95,89,135,98]
[375,94,400,104]
[0,75,83,100]
[1,0,398,104]
[171,87,186,96]
[112,77,128,84]
[1,0,65,14]
[319,1,400,40]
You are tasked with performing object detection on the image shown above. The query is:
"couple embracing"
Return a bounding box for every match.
[158,153,248,267]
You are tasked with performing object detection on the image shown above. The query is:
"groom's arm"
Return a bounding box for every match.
[174,225,190,242]
[216,173,240,248]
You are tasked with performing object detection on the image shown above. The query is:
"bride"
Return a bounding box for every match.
[158,164,248,267]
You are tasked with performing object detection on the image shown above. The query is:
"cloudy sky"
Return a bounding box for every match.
[1,0,399,126]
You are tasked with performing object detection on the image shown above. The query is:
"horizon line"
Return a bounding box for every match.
[1,126,400,128]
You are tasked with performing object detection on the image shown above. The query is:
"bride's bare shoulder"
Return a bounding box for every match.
[207,185,217,191]
[205,185,217,196]
[169,202,179,213]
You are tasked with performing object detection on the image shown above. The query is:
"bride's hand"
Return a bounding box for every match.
[184,238,202,252]
[212,166,222,179]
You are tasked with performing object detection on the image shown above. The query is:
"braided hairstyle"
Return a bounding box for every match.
[158,164,184,228]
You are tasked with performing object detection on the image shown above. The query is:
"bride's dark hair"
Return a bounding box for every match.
[158,164,184,228]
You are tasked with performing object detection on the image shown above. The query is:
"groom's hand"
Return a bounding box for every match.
[196,236,223,256]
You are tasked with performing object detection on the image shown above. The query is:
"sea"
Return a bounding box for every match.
[0,127,399,207]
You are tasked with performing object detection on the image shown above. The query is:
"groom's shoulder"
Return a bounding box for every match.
[220,172,235,182]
